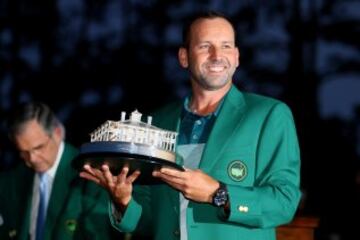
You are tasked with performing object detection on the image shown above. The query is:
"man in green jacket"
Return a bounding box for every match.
[0,102,123,240]
[81,11,301,240]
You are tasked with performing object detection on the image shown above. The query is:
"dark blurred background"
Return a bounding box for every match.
[0,0,359,239]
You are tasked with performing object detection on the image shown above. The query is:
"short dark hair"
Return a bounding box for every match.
[181,11,237,49]
[6,102,62,142]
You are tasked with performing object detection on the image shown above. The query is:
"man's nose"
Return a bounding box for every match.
[27,151,40,162]
[209,46,221,60]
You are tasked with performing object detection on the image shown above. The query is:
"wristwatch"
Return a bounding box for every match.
[212,181,229,207]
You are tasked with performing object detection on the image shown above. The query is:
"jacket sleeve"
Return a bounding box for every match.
[109,185,153,235]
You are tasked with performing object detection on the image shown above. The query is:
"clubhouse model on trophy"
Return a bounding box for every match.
[74,110,184,184]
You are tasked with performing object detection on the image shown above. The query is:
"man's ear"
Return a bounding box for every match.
[53,125,64,142]
[236,47,240,67]
[178,47,189,68]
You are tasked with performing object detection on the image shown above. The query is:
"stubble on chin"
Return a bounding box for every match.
[197,73,231,91]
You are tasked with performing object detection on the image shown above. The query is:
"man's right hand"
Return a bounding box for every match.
[80,164,141,211]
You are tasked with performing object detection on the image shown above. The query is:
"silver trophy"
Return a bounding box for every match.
[74,110,184,184]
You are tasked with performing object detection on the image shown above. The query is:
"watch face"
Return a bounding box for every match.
[213,188,228,207]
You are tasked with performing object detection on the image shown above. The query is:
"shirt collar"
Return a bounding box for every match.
[183,95,225,117]
[43,141,64,179]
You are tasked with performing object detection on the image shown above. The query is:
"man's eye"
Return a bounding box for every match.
[199,45,209,49]
[34,145,43,150]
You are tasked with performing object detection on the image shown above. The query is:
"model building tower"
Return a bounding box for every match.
[89,110,178,162]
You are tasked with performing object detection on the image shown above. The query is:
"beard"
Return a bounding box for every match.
[191,59,235,91]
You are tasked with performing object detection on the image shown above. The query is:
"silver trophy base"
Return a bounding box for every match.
[73,141,184,185]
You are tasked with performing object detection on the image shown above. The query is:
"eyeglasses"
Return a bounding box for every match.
[19,136,52,158]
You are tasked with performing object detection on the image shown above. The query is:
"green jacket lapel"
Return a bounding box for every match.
[153,100,183,166]
[44,143,78,238]
[153,101,183,213]
[200,85,246,172]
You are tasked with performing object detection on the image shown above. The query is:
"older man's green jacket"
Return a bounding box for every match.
[111,85,301,240]
[0,143,123,240]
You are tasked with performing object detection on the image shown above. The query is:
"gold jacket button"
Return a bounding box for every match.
[238,205,249,213]
[9,229,17,238]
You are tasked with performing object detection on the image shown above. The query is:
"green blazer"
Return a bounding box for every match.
[0,143,123,240]
[111,85,301,240]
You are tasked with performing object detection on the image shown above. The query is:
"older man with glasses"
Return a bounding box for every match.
[0,102,125,240]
